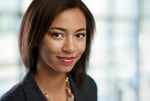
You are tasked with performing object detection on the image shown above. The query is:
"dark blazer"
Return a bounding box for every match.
[0,71,97,101]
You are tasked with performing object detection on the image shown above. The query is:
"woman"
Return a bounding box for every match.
[0,0,97,101]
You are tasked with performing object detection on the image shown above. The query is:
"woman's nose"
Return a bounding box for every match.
[62,38,75,54]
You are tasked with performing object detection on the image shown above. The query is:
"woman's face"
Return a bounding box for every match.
[38,8,86,74]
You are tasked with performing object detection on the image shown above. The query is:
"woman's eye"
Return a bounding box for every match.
[76,33,86,39]
[51,33,63,39]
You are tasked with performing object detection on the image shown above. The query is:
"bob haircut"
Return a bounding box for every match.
[19,0,95,88]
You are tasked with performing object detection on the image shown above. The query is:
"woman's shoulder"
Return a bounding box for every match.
[0,71,33,101]
[83,75,97,93]
[86,75,97,89]
[0,71,46,101]
[0,82,25,101]
[81,75,97,101]
[69,74,97,101]
[69,74,97,92]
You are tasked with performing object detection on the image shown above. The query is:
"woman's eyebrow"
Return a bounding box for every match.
[76,28,86,32]
[49,27,66,31]
[49,27,86,32]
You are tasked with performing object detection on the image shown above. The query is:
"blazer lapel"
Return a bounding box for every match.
[21,71,46,101]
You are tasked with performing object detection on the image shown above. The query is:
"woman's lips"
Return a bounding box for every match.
[57,56,75,65]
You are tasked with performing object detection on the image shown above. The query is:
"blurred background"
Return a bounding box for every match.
[0,0,150,101]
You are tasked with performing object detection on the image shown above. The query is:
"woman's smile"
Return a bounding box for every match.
[57,56,76,65]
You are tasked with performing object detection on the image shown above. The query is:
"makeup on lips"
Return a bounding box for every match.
[57,56,76,65]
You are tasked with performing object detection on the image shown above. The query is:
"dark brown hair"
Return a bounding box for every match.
[19,0,95,88]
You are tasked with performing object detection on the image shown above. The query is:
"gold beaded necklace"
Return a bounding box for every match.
[66,77,74,101]
[44,76,74,101]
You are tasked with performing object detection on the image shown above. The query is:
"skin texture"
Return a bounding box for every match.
[34,8,86,101]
